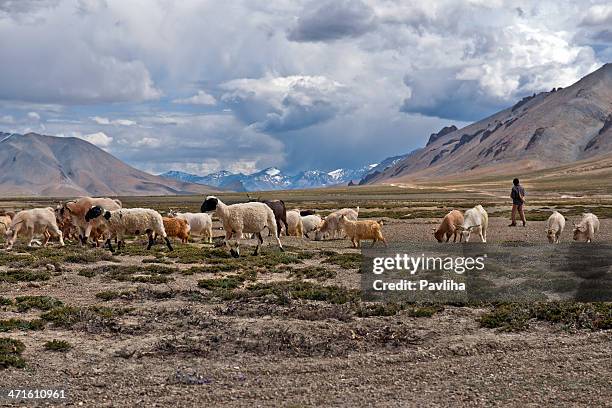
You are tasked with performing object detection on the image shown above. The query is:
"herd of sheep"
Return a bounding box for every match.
[0,195,602,257]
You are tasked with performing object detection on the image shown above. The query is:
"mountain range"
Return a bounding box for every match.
[160,160,403,191]
[365,63,612,184]
[2,64,611,196]
[0,132,214,196]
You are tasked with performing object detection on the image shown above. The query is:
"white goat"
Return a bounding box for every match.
[169,210,213,243]
[458,205,488,243]
[315,207,359,241]
[572,213,600,242]
[546,211,565,243]
[301,214,322,238]
[5,208,64,250]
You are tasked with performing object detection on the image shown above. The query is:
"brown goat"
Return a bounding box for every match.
[433,210,464,243]
[162,217,191,243]
[338,215,386,248]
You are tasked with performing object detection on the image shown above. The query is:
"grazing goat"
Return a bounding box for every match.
[572,213,599,242]
[285,210,304,237]
[5,208,64,250]
[433,210,464,243]
[457,205,488,243]
[315,207,359,241]
[546,211,566,243]
[168,210,213,243]
[301,214,322,238]
[338,215,386,248]
[201,196,282,257]
[162,217,191,243]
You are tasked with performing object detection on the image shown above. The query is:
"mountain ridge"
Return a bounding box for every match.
[160,159,403,191]
[366,63,612,184]
[0,132,215,197]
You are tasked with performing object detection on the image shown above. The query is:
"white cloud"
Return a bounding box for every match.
[79,131,113,147]
[133,137,161,148]
[172,90,216,105]
[90,116,136,126]
[0,115,14,124]
[27,111,40,121]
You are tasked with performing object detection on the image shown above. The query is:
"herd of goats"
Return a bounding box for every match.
[0,195,602,258]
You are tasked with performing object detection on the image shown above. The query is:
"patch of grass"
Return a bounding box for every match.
[15,296,63,312]
[354,302,404,317]
[0,297,12,306]
[406,305,444,318]
[182,264,238,275]
[323,253,362,269]
[78,269,96,278]
[0,269,50,283]
[198,275,246,290]
[290,266,336,281]
[224,281,361,305]
[0,338,26,369]
[4,247,116,268]
[479,302,612,331]
[40,306,83,328]
[44,339,72,352]
[84,264,177,284]
[131,275,173,284]
[41,305,129,329]
[0,318,46,332]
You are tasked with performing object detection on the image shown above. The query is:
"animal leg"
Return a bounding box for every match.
[147,232,155,250]
[253,232,264,256]
[164,236,174,251]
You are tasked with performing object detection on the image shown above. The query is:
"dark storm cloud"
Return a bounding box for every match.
[287,0,376,42]
[400,68,508,122]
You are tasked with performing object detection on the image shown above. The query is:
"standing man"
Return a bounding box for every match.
[509,178,526,227]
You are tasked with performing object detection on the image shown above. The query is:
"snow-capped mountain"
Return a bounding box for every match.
[160,158,405,191]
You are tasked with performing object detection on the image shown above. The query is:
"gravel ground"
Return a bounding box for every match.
[0,217,610,407]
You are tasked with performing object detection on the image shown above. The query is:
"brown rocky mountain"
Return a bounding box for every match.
[367,63,612,183]
[0,132,215,197]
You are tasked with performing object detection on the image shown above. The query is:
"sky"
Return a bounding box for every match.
[0,0,609,176]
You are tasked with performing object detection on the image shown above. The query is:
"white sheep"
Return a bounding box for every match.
[285,210,304,237]
[5,208,65,250]
[201,196,283,257]
[572,213,600,242]
[546,211,566,243]
[84,206,172,252]
[457,205,488,243]
[301,214,322,238]
[315,207,359,241]
[169,210,213,243]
